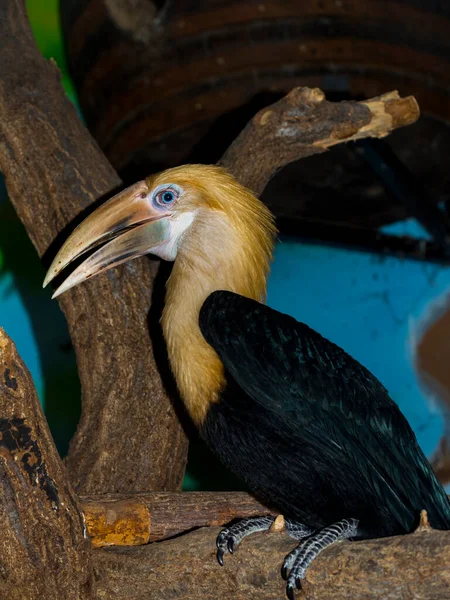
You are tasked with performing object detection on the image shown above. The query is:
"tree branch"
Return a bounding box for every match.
[0,328,93,599]
[92,524,450,599]
[80,494,450,599]
[80,492,274,547]
[220,88,419,196]
[0,0,188,494]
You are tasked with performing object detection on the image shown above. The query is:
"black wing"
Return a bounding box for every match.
[199,291,450,535]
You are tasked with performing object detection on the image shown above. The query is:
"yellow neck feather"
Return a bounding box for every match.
[161,186,276,425]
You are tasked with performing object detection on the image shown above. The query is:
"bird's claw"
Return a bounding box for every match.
[283,557,307,599]
[281,547,298,579]
[286,583,295,600]
[215,517,275,566]
[282,546,305,598]
[216,546,225,566]
[284,571,304,599]
[216,527,236,565]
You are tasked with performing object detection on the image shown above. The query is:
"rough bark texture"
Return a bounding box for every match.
[80,492,275,546]
[220,88,420,196]
[0,0,188,494]
[92,525,450,600]
[0,328,93,599]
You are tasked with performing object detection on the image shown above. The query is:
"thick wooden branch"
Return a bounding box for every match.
[79,494,450,598]
[0,328,93,599]
[92,525,450,599]
[80,492,274,547]
[0,0,188,494]
[220,87,419,196]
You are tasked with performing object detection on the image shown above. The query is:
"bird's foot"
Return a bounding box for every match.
[282,518,359,600]
[216,516,275,565]
[285,518,314,541]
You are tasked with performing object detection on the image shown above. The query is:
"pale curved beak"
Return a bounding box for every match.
[43,181,171,298]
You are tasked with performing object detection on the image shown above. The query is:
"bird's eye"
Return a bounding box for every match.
[162,191,174,203]
[153,187,178,208]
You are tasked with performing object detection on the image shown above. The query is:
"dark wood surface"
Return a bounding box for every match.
[61,0,450,230]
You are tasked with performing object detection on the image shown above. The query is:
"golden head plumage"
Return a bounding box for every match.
[155,165,277,423]
[146,164,277,300]
[43,164,277,423]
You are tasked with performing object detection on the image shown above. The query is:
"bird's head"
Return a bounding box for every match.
[44,165,277,301]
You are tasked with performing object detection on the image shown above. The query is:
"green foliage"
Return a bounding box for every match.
[26,0,78,102]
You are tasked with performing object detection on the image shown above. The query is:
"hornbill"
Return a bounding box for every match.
[44,165,450,598]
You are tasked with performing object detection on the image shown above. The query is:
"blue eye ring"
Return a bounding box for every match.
[153,185,180,208]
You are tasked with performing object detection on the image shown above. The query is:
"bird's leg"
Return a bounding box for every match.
[216,516,275,565]
[285,518,314,541]
[282,518,359,600]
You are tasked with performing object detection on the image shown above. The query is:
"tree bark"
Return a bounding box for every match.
[0,328,93,599]
[220,87,419,196]
[0,0,188,494]
[92,524,450,600]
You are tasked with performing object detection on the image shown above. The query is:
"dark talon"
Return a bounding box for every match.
[217,548,225,566]
[286,584,295,600]
[295,577,302,589]
[281,564,289,580]
[227,537,234,553]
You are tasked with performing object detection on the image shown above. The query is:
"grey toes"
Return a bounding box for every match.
[216,528,231,565]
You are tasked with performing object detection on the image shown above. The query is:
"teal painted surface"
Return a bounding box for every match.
[267,230,446,459]
[0,180,81,455]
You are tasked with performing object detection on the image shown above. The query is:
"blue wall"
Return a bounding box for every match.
[268,227,447,459]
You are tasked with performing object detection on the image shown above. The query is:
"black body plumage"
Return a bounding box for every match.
[199,291,450,539]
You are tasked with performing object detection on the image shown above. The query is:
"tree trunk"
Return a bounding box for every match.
[0,328,93,599]
[0,0,188,495]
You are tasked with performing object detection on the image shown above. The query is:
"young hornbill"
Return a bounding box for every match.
[44,165,450,598]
